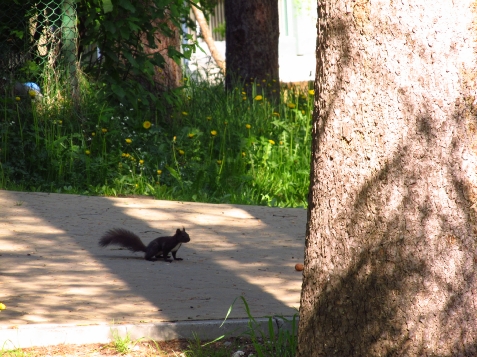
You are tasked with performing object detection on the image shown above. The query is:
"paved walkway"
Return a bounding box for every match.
[0,191,306,347]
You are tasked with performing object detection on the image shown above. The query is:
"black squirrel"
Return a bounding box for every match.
[99,228,190,262]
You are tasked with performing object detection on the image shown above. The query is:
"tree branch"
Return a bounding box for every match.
[191,2,226,74]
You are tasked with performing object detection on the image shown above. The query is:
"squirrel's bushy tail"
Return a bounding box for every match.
[99,228,147,252]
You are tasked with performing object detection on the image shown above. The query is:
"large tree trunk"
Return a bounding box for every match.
[224,0,279,100]
[298,1,477,356]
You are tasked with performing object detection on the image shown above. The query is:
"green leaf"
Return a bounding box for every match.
[127,19,141,32]
[117,0,136,12]
[166,165,181,182]
[103,21,116,34]
[121,50,138,67]
[119,26,130,40]
[102,0,113,12]
[111,84,126,99]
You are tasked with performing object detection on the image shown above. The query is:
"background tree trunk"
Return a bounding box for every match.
[224,0,279,100]
[142,17,182,90]
[298,1,477,356]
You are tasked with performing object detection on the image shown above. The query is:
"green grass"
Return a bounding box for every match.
[110,328,135,354]
[0,69,313,207]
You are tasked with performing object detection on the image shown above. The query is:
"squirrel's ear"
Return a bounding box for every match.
[176,228,181,234]
[182,227,186,232]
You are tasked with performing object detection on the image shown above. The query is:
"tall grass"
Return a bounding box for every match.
[0,69,313,207]
[187,296,298,357]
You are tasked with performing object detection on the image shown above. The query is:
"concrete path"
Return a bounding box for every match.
[0,191,306,348]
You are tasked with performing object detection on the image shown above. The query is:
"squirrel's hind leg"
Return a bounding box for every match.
[160,250,173,262]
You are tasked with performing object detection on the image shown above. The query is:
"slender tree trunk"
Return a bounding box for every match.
[224,0,279,100]
[191,2,225,74]
[298,1,477,356]
[61,0,78,96]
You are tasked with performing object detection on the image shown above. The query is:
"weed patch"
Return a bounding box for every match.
[1,70,313,207]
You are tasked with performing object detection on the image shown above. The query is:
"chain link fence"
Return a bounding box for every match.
[0,0,77,95]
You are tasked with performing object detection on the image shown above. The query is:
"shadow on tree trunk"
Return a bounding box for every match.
[298,1,477,356]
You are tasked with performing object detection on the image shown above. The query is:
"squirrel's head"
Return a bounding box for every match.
[176,227,191,242]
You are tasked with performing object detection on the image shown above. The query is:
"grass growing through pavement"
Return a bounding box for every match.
[0,69,313,207]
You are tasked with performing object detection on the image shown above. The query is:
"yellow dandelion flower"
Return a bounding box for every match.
[58,120,62,124]
[28,90,36,98]
[121,153,127,157]
[217,160,222,165]
[269,140,275,145]
[139,159,144,165]
[102,128,108,133]
[135,183,139,188]
[246,124,251,129]
[280,141,284,145]
[143,121,151,129]
[242,97,247,101]
[257,83,261,87]
[15,96,20,101]
[157,170,162,175]
[254,95,263,101]
[272,89,277,92]
[272,112,280,117]
[178,149,185,155]
[242,152,246,157]
[182,111,188,116]
[92,132,96,136]
[301,110,305,115]
[287,103,296,109]
[242,91,246,95]
[308,89,315,95]
[262,79,266,82]
[188,133,195,138]
[211,130,217,136]
[125,138,132,144]
[0,303,6,310]
[85,150,91,155]
[173,136,177,142]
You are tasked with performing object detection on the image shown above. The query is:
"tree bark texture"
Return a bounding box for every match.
[141,15,182,90]
[298,1,477,356]
[224,0,280,100]
[192,2,226,73]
